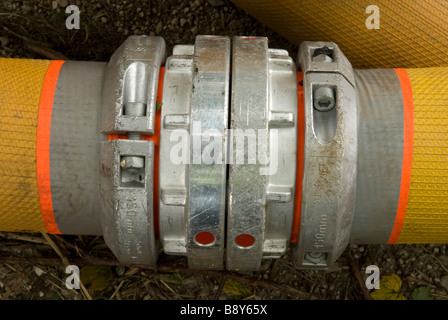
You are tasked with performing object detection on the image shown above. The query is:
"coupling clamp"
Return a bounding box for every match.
[97,35,358,271]
[99,36,165,265]
[293,42,357,269]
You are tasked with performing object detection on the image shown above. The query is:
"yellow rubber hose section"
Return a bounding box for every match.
[0,58,51,232]
[397,67,448,243]
[231,0,448,68]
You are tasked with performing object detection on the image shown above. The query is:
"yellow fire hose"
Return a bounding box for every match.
[1,1,448,269]
[395,67,448,243]
[0,59,55,233]
[232,0,448,68]
[1,57,447,245]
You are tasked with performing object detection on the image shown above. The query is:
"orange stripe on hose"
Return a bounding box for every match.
[387,68,414,244]
[291,71,304,243]
[107,66,165,236]
[36,60,65,234]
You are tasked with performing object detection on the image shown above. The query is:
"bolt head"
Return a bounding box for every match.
[121,156,144,169]
[312,54,333,63]
[313,86,336,112]
[305,251,327,264]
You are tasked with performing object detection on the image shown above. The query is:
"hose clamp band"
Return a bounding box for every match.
[293,41,357,269]
[227,37,298,271]
[159,36,230,270]
[99,36,166,265]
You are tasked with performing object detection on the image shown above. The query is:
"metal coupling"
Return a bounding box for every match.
[227,37,297,271]
[99,36,166,266]
[96,36,357,271]
[293,41,357,269]
[159,35,230,270]
[158,36,298,271]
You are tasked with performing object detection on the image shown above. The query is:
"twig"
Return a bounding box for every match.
[41,233,69,266]
[45,278,64,292]
[155,266,316,300]
[88,236,102,247]
[0,232,50,245]
[2,26,32,42]
[347,253,372,300]
[24,42,68,60]
[51,234,86,258]
[405,276,436,288]
[55,291,65,300]
[158,278,177,296]
[0,13,32,21]
[110,280,125,300]
[214,275,227,300]
[419,245,448,274]
[5,263,18,272]
[46,272,79,296]
[0,254,317,300]
[41,233,92,300]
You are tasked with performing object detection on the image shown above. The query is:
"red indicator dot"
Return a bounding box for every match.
[195,231,215,245]
[235,234,255,247]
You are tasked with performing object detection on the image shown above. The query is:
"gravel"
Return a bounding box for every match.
[0,0,297,61]
[0,0,448,300]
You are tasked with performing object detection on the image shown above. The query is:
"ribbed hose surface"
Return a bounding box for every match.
[0,58,51,232]
[398,67,448,243]
[231,0,448,68]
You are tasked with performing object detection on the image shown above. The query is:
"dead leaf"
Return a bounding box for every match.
[222,278,251,297]
[412,286,434,300]
[370,274,406,300]
[80,265,113,291]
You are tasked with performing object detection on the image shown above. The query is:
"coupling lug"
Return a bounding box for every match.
[293,41,357,269]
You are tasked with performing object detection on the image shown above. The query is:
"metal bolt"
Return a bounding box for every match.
[313,54,334,63]
[312,46,333,59]
[305,251,327,264]
[127,132,142,140]
[121,156,144,169]
[123,102,145,140]
[313,86,335,112]
[121,101,145,183]
[123,102,146,117]
[120,156,145,184]
[121,155,144,174]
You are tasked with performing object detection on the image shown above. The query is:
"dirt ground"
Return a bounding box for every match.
[1,0,448,301]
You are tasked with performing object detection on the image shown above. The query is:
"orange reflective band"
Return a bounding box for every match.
[291,71,305,243]
[37,60,65,234]
[387,68,415,244]
[107,66,165,236]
